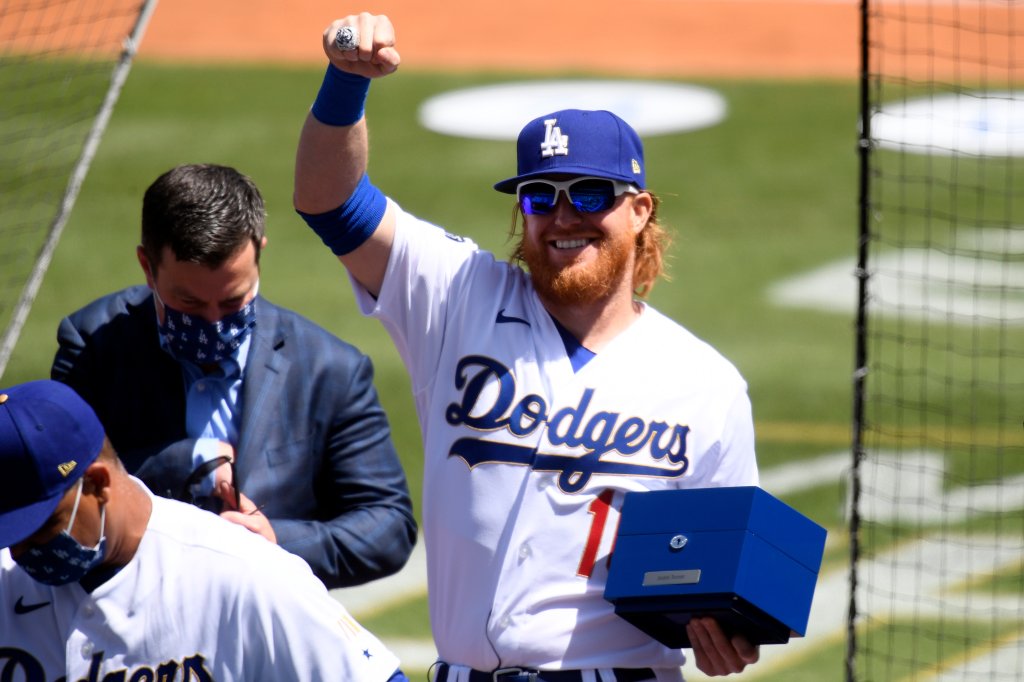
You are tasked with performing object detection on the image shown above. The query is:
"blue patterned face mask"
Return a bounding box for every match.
[16,479,107,586]
[155,284,257,365]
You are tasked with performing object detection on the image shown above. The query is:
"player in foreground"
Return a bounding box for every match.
[0,379,408,682]
[294,12,760,681]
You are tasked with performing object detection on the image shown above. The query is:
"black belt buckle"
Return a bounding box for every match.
[493,668,540,682]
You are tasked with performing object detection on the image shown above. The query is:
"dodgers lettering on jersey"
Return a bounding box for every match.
[356,206,759,671]
[0,647,55,682]
[84,652,213,682]
[1,494,401,682]
[445,354,690,492]
[0,647,215,682]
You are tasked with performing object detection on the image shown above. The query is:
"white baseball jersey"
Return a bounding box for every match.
[351,203,759,672]
[0,481,401,682]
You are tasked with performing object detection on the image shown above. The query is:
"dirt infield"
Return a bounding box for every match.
[138,0,863,78]
[139,0,1023,81]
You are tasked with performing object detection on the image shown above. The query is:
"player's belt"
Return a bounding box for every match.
[434,662,656,682]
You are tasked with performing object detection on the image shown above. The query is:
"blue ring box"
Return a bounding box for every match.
[604,486,827,647]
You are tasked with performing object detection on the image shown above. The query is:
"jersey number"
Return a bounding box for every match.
[577,489,615,578]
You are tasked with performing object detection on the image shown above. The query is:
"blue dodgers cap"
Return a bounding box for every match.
[0,380,104,548]
[494,109,646,193]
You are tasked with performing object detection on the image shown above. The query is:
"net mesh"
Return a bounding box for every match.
[0,0,157,377]
[852,1,1024,680]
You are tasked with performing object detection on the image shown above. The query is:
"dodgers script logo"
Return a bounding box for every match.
[445,355,690,492]
[0,647,213,682]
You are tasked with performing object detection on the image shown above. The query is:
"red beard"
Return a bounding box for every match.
[520,228,635,306]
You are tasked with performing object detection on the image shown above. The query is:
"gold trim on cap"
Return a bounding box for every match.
[0,393,8,404]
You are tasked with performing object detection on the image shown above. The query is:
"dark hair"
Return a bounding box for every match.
[141,164,266,272]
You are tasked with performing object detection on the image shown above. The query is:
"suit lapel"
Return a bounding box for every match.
[235,299,290,480]
[135,289,189,437]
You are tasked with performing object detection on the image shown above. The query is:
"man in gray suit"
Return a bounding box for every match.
[51,163,416,590]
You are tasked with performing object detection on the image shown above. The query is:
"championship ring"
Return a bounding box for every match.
[334,26,360,52]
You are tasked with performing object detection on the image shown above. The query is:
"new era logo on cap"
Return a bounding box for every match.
[494,109,646,193]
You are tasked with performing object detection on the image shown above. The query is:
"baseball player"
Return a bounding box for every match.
[0,379,408,682]
[293,12,760,681]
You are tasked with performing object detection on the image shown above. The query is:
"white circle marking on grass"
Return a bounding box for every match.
[872,92,1024,156]
[418,80,727,140]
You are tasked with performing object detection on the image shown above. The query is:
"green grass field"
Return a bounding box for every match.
[5,61,1019,680]
[4,60,866,492]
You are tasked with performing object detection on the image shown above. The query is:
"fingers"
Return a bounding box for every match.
[235,491,259,515]
[687,617,723,675]
[221,497,278,544]
[209,442,239,510]
[212,479,238,512]
[732,632,760,665]
[686,617,757,676]
[322,13,400,78]
[213,460,233,488]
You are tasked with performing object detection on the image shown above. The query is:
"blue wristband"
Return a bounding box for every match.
[297,174,387,256]
[310,64,370,126]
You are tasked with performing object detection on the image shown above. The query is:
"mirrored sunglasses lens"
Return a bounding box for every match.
[568,180,616,213]
[520,184,558,215]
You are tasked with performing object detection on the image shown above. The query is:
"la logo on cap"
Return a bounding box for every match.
[58,461,77,477]
[540,118,569,158]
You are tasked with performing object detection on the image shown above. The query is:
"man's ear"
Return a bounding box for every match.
[136,246,156,289]
[83,462,113,505]
[631,192,654,235]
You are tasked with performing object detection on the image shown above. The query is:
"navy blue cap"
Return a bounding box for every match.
[494,109,646,193]
[0,380,104,548]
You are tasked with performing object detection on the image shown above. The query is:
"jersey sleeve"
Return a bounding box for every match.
[350,201,481,394]
[252,582,401,679]
[235,533,402,680]
[128,496,403,682]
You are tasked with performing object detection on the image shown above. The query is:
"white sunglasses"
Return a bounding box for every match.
[516,176,640,215]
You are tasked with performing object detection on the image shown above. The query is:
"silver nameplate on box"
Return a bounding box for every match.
[642,569,701,587]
